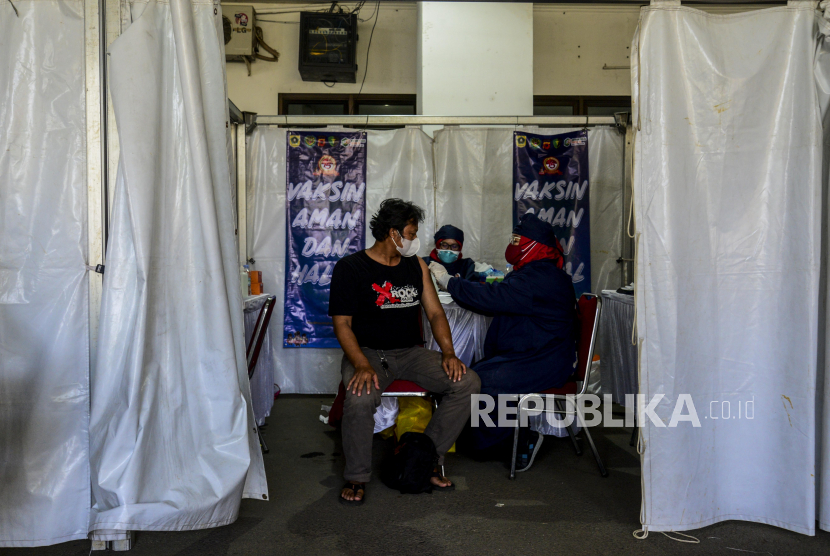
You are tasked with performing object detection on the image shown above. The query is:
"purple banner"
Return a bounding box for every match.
[513,130,590,297]
[284,131,366,348]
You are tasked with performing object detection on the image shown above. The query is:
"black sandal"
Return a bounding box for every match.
[339,482,365,506]
[430,471,455,492]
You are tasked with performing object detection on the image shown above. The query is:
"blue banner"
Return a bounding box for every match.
[284,131,367,348]
[513,130,590,297]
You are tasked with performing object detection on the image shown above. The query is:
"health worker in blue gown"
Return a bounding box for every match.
[423,224,479,281]
[428,212,577,472]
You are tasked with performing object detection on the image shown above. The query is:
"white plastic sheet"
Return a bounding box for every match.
[0,0,90,546]
[373,397,399,433]
[818,0,830,535]
[366,128,436,258]
[529,408,582,438]
[247,127,435,393]
[433,127,624,294]
[822,2,830,534]
[90,0,267,534]
[433,129,513,271]
[422,302,491,367]
[633,2,830,534]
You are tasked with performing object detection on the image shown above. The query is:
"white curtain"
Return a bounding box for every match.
[0,0,90,546]
[247,127,435,393]
[433,127,625,294]
[433,129,514,271]
[89,0,267,534]
[633,1,830,535]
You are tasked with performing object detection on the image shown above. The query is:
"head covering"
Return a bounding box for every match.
[434,224,464,246]
[512,212,558,248]
[430,224,465,268]
[506,213,565,271]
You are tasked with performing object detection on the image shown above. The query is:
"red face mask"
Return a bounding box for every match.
[505,236,534,266]
[505,235,564,271]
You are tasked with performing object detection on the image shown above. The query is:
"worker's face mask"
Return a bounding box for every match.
[392,229,420,257]
[437,249,459,263]
[505,235,536,266]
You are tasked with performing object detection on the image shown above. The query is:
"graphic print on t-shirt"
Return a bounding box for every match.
[372,281,419,309]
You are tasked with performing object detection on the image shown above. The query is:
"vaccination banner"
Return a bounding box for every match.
[513,130,590,297]
[285,131,367,348]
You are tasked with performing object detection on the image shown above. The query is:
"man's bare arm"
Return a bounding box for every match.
[419,258,467,381]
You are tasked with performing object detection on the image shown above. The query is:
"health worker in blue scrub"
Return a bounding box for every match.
[423,224,479,281]
[428,212,577,472]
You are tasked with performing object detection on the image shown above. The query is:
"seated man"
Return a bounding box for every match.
[429,212,577,472]
[329,198,481,505]
[423,224,479,281]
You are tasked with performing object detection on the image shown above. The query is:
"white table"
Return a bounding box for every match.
[422,301,491,366]
[598,290,638,406]
[243,294,277,425]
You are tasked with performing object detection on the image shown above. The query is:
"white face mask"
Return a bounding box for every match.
[393,229,420,257]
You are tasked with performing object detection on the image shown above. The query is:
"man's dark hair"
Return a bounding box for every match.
[369,198,426,242]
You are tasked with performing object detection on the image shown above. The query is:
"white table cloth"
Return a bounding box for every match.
[598,290,638,406]
[244,294,278,425]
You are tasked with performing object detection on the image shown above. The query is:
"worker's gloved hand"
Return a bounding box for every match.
[429,261,452,290]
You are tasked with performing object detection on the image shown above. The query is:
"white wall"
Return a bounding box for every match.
[226,3,418,115]
[225,3,771,114]
[533,4,640,97]
[417,2,534,116]
[225,2,644,114]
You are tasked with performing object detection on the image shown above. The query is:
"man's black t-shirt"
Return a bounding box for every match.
[328,250,424,350]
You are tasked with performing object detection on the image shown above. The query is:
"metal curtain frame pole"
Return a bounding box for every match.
[252,115,619,127]
[88,0,133,550]
[244,114,632,273]
[253,0,788,4]
[85,0,105,374]
[236,123,248,266]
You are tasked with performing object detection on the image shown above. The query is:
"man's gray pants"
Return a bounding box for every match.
[341,346,481,483]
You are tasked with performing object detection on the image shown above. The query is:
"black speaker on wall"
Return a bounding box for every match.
[298,12,358,83]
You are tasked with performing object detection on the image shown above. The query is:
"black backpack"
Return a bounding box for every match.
[381,432,438,494]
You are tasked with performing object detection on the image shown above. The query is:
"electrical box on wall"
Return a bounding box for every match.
[298,12,358,83]
[223,5,256,59]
